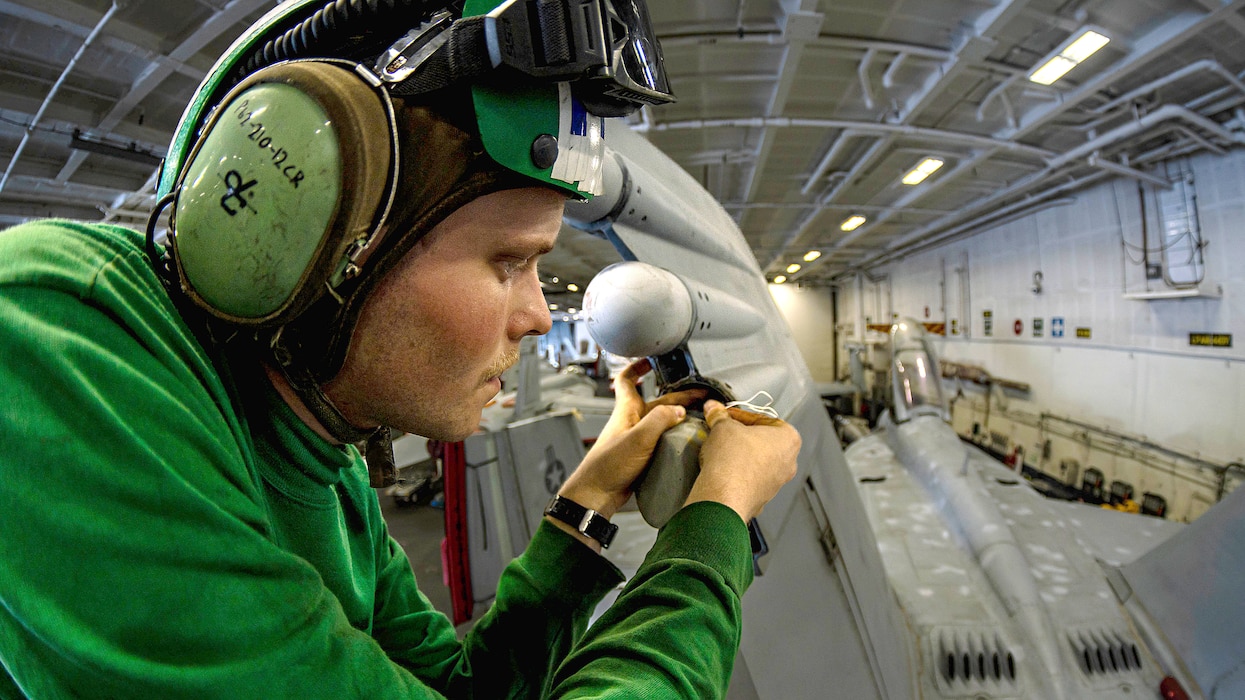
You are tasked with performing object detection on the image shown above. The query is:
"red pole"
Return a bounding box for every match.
[440,440,473,626]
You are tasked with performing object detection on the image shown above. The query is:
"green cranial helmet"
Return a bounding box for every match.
[157,0,673,327]
[159,0,674,201]
[153,0,672,445]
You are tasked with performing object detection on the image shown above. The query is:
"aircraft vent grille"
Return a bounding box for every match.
[935,628,1017,687]
[1067,627,1143,677]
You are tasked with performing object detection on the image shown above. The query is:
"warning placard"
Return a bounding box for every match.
[1190,333,1232,347]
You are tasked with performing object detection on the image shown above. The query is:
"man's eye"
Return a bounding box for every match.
[499,257,531,277]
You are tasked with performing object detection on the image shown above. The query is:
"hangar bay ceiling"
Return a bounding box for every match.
[2,0,1244,303]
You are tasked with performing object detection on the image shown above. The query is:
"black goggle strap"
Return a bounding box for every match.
[269,330,377,446]
[378,14,493,97]
[270,351,399,488]
[375,4,618,97]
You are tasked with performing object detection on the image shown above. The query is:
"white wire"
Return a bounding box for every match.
[724,390,779,419]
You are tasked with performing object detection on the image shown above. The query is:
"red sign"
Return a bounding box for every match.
[1014,319,1023,335]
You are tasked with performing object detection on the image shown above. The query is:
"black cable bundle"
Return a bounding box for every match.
[235,0,464,81]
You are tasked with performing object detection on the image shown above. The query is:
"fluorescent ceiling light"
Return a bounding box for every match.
[786,263,801,274]
[804,250,822,262]
[1028,28,1109,86]
[1029,56,1077,86]
[773,275,787,284]
[549,303,559,310]
[1063,29,1110,62]
[840,215,867,232]
[567,283,579,292]
[568,307,578,314]
[901,158,944,185]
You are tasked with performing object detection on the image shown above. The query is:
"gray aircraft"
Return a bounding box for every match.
[457,124,1245,700]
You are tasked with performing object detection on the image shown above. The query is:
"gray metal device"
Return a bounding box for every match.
[632,414,707,528]
[582,259,740,528]
[554,125,1237,700]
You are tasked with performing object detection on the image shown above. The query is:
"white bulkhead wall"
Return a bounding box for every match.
[768,282,837,383]
[831,148,1245,522]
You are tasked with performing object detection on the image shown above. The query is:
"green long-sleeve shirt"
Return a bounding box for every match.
[0,220,754,698]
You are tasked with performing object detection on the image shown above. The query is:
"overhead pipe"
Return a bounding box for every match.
[882,52,907,88]
[719,199,952,215]
[1186,79,1245,115]
[734,0,748,31]
[883,170,1106,252]
[0,2,120,194]
[1101,122,1225,165]
[1066,74,1242,136]
[765,139,885,271]
[830,102,1245,272]
[858,48,877,110]
[1092,59,1245,115]
[1133,139,1205,166]
[799,105,1206,279]
[863,196,1079,270]
[801,130,863,195]
[658,31,953,63]
[781,0,1034,278]
[975,74,1019,127]
[1047,104,1242,172]
[792,139,1033,274]
[1173,124,1227,155]
[816,10,1245,279]
[732,3,827,217]
[638,117,1053,160]
[1041,413,1229,477]
[828,151,989,253]
[1086,152,1173,189]
[836,166,1108,276]
[997,92,1018,130]
[98,205,155,220]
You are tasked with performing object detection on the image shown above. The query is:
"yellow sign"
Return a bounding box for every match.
[1190,333,1232,347]
[1076,327,1092,339]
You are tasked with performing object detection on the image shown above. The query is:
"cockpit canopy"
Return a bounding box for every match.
[889,319,950,423]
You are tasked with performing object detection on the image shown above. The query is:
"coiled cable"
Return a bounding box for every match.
[235,0,456,82]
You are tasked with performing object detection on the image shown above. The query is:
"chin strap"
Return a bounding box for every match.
[269,338,398,488]
[363,429,398,489]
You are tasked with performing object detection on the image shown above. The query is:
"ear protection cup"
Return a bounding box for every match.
[168,60,398,327]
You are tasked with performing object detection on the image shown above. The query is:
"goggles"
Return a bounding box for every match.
[160,0,673,202]
[480,0,673,118]
[377,0,673,118]
[368,0,673,196]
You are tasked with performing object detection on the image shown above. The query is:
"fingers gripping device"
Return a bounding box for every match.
[583,262,771,569]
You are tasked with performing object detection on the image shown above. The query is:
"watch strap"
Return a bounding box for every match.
[544,495,618,548]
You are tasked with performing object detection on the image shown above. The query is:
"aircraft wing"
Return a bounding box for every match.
[565,125,907,699]
[1043,498,1183,567]
[958,442,1184,567]
[1116,485,1245,699]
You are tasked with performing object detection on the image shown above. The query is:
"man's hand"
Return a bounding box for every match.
[556,359,705,521]
[685,400,801,523]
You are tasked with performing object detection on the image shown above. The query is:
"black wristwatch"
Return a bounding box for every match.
[544,496,618,549]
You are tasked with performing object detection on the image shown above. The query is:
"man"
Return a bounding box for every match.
[0,0,800,697]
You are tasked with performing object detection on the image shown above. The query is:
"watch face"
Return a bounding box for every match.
[591,520,619,548]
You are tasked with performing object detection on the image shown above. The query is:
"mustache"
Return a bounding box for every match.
[484,348,521,381]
